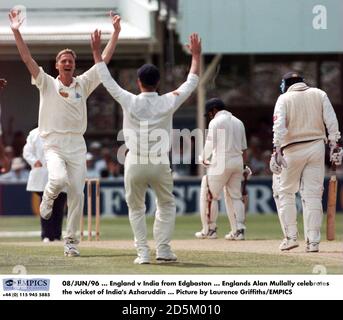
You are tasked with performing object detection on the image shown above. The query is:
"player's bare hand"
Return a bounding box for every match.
[186,33,202,56]
[110,11,121,34]
[198,155,210,168]
[0,79,7,90]
[8,9,25,30]
[34,160,43,168]
[91,29,103,63]
[91,29,102,52]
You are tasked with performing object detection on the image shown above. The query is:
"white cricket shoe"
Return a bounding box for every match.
[225,229,245,240]
[195,231,207,239]
[279,238,299,251]
[156,251,177,263]
[134,256,150,265]
[64,243,80,257]
[306,242,319,253]
[195,228,217,239]
[40,195,54,220]
[42,237,50,243]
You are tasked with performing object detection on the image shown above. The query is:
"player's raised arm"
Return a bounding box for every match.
[91,29,133,105]
[165,33,201,112]
[186,33,202,76]
[91,29,103,64]
[101,12,121,64]
[9,10,40,79]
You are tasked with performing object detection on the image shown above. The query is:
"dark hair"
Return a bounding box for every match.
[204,98,226,116]
[137,64,160,88]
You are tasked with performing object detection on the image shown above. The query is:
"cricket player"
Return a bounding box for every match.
[0,78,10,173]
[272,72,342,252]
[196,98,251,240]
[23,128,67,242]
[91,28,201,264]
[271,168,310,243]
[9,10,121,256]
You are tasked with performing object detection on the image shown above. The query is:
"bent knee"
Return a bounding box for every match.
[128,205,146,216]
[50,175,68,188]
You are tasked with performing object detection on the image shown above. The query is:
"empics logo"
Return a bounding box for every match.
[313,5,327,30]
[3,278,50,291]
[4,279,14,287]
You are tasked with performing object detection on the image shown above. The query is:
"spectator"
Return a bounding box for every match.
[247,136,266,175]
[0,157,29,182]
[89,141,102,162]
[11,130,26,157]
[86,152,99,178]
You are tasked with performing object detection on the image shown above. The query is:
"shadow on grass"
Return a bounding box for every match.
[78,253,136,258]
[151,262,235,268]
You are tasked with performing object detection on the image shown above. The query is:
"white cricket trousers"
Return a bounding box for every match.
[279,140,325,243]
[272,174,285,237]
[124,152,176,257]
[204,155,245,231]
[42,133,87,242]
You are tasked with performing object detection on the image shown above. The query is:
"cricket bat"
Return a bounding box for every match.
[242,172,249,211]
[326,164,337,241]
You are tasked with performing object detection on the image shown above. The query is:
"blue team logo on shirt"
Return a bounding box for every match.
[76,92,82,99]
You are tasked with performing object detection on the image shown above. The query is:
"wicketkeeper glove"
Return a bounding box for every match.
[269,153,282,175]
[329,141,343,166]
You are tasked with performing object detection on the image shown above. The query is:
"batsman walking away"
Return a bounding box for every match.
[270,72,342,253]
[195,98,252,241]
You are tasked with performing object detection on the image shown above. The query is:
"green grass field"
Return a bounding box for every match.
[0,214,342,274]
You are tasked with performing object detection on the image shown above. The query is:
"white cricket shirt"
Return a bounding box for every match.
[203,110,247,162]
[23,127,48,191]
[33,65,100,137]
[273,82,341,147]
[96,61,199,157]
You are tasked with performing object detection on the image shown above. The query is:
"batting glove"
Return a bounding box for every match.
[330,144,343,166]
[243,165,252,179]
[274,146,287,168]
[270,153,282,175]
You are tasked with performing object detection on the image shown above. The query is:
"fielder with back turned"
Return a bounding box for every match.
[91,27,201,264]
[270,72,342,253]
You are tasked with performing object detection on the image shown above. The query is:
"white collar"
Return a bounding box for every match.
[215,110,231,118]
[56,76,77,88]
[139,92,158,96]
